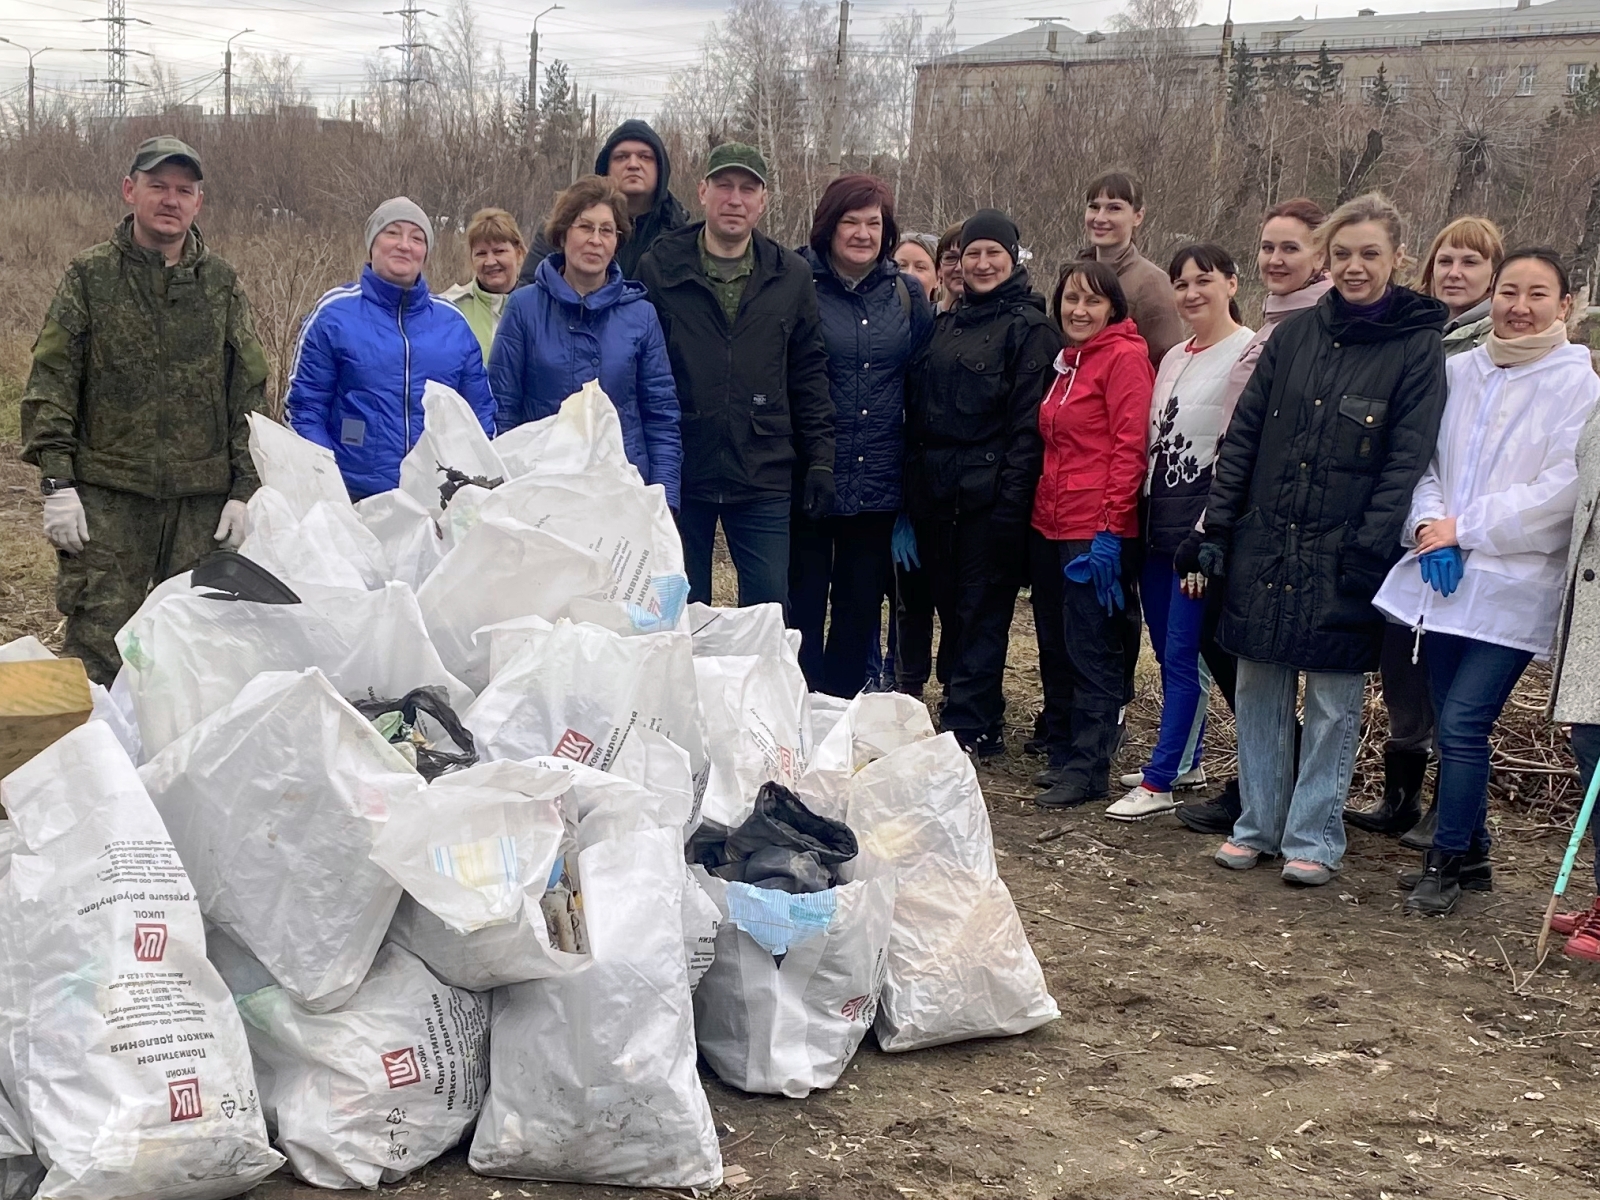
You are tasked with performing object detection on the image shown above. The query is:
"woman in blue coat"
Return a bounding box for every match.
[490,175,682,508]
[285,197,496,501]
[790,174,933,697]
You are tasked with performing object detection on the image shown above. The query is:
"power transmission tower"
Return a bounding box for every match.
[384,3,430,124]
[85,0,150,119]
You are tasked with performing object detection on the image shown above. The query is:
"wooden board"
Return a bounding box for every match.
[0,658,94,779]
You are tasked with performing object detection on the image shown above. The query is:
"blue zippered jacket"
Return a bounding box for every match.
[285,265,496,501]
[491,254,682,508]
[799,247,932,514]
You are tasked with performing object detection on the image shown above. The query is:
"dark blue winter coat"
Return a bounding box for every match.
[800,247,932,515]
[284,265,495,502]
[490,254,682,508]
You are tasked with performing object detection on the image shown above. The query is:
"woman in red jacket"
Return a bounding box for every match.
[1030,260,1157,808]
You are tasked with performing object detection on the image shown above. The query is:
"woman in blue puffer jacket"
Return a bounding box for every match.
[490,175,682,509]
[285,197,496,501]
[790,174,933,697]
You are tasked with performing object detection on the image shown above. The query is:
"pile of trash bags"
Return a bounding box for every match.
[0,381,1057,1197]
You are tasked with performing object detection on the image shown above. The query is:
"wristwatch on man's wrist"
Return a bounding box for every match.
[40,477,75,496]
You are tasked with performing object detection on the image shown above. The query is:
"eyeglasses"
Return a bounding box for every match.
[572,220,619,241]
[939,252,961,266]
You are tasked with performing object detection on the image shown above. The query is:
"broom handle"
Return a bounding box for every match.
[1553,752,1600,901]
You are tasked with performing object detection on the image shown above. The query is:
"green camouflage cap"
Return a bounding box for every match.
[130,136,203,180]
[704,142,768,185]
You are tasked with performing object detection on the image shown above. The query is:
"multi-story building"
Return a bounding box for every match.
[915,0,1600,118]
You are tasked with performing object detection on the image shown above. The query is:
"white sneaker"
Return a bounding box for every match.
[1105,784,1180,822]
[1117,766,1207,790]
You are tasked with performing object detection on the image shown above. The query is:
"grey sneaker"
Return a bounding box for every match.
[1281,860,1337,887]
[1214,841,1261,870]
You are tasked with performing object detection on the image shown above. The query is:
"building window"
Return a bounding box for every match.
[1570,63,1590,93]
[1486,66,1507,96]
[1360,75,1378,102]
[1394,74,1410,102]
[958,84,972,108]
[1517,64,1536,95]
[1435,68,1452,98]
[1015,84,1029,107]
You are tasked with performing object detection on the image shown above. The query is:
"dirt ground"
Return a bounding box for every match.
[3,433,1599,1200]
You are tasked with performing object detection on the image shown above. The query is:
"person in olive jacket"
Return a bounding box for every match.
[790,174,933,696]
[637,143,835,607]
[1184,192,1447,888]
[904,209,1062,757]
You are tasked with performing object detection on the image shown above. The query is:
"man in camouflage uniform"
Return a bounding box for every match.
[21,136,269,684]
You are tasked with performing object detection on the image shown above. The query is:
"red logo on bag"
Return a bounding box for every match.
[381,1047,423,1089]
[134,923,167,962]
[777,745,794,779]
[552,728,595,763]
[168,1077,202,1122]
[840,995,870,1022]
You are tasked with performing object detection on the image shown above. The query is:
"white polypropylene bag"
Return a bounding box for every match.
[416,515,611,692]
[493,380,640,483]
[468,620,707,788]
[354,489,444,591]
[399,381,507,517]
[809,691,937,775]
[247,411,351,515]
[468,825,722,1189]
[239,485,389,592]
[139,669,422,1012]
[0,723,282,1200]
[693,871,895,1099]
[686,601,802,658]
[695,653,810,827]
[117,580,472,759]
[237,943,488,1190]
[839,734,1058,1051]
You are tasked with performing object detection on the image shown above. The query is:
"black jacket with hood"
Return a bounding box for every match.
[1202,286,1448,673]
[517,119,690,285]
[635,222,834,504]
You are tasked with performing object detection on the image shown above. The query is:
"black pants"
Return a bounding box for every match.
[1199,578,1239,714]
[789,510,896,698]
[1031,531,1130,793]
[1380,621,1437,755]
[894,558,956,695]
[914,511,1019,742]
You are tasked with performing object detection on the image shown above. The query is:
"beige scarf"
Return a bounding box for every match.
[1485,319,1568,368]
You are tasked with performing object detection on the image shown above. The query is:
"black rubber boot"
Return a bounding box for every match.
[1347,750,1428,835]
[1399,844,1492,892]
[1399,796,1439,851]
[1034,778,1107,810]
[1404,849,1463,916]
[1177,777,1242,834]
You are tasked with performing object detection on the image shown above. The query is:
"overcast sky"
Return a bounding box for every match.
[0,0,1534,116]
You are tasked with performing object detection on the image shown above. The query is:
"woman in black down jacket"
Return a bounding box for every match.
[903,209,1062,756]
[1185,192,1447,887]
[790,174,933,697]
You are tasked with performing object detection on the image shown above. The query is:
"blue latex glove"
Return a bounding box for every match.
[1065,531,1125,615]
[891,513,920,571]
[1418,547,1464,598]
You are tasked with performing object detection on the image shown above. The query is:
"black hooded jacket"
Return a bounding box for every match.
[517,119,690,286]
[1202,286,1448,673]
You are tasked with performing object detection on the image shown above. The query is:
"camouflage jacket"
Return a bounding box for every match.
[21,216,268,500]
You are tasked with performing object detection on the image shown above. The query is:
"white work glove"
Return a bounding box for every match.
[42,488,89,554]
[213,498,249,550]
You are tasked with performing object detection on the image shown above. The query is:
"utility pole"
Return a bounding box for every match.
[384,3,430,125]
[568,75,582,183]
[589,91,596,140]
[0,40,67,137]
[824,0,850,177]
[224,28,252,121]
[83,0,151,120]
[528,4,562,147]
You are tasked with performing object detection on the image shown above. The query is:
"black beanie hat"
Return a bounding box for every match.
[959,208,1020,263]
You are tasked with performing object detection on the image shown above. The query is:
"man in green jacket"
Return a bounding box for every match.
[21,136,269,684]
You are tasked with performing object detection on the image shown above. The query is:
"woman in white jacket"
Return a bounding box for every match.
[1374,248,1600,915]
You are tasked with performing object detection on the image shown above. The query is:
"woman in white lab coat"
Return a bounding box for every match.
[1374,247,1600,916]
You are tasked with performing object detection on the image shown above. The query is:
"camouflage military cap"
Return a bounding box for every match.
[130,136,203,180]
[704,142,768,185]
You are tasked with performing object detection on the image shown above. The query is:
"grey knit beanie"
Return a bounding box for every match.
[364,196,433,258]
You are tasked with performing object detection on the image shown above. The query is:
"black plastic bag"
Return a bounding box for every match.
[351,686,477,781]
[699,783,857,894]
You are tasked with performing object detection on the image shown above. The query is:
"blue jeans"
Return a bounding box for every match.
[1140,553,1211,790]
[1426,631,1533,858]
[1569,724,1600,892]
[1233,660,1365,868]
[677,495,791,609]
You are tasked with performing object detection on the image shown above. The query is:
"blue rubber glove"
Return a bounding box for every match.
[891,513,920,571]
[1418,547,1464,598]
[1065,531,1125,616]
